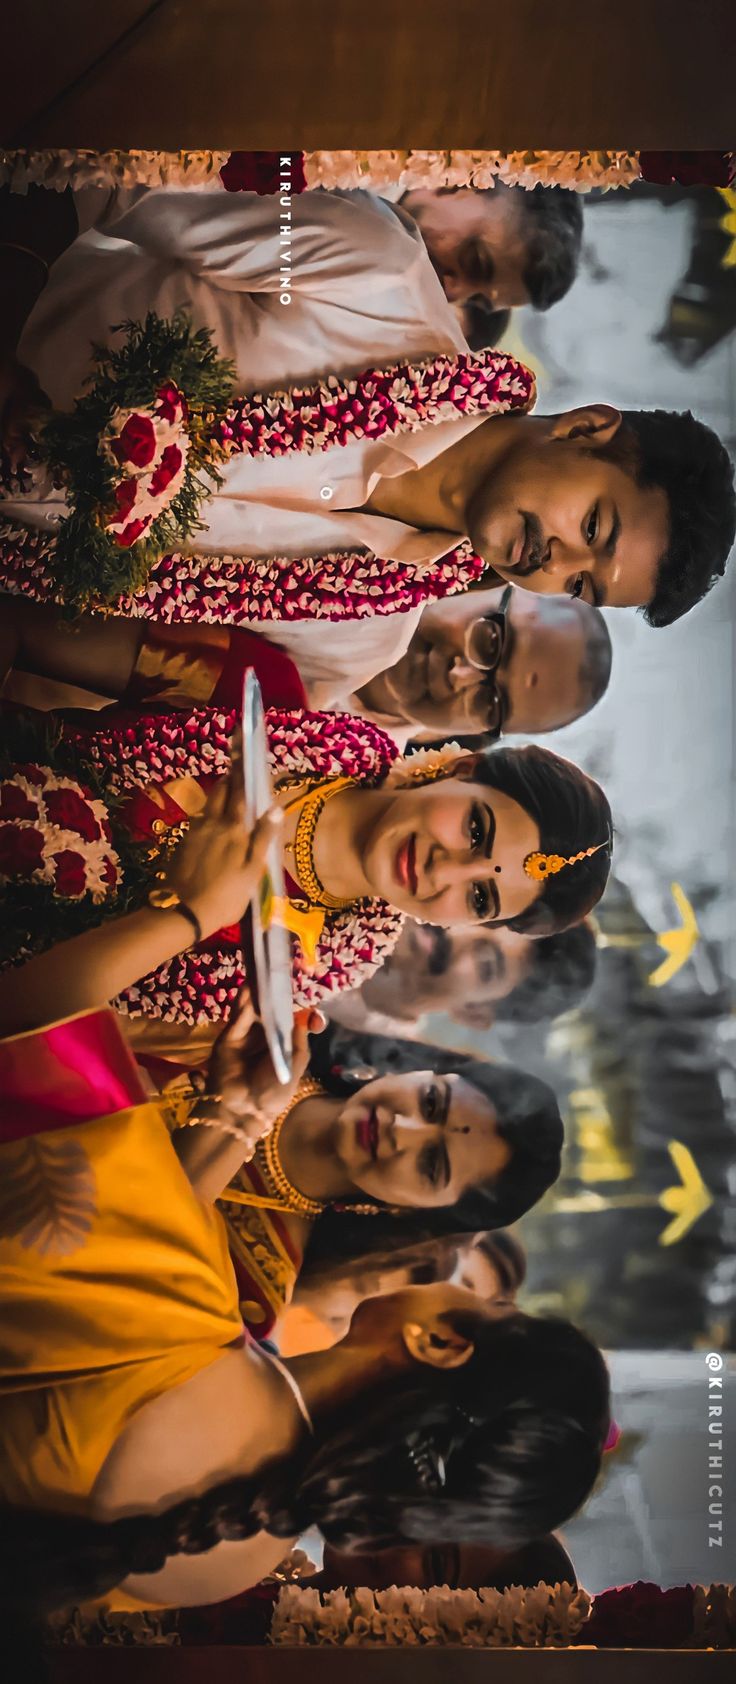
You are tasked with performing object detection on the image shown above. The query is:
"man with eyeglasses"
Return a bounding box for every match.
[332,583,613,750]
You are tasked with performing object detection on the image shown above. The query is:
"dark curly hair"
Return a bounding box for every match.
[0,1310,609,1616]
[495,920,597,1024]
[597,408,736,626]
[302,1033,563,1271]
[514,184,584,310]
[471,743,612,935]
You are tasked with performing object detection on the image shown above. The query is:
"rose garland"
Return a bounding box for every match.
[2,707,403,1019]
[0,764,121,902]
[31,313,235,608]
[0,342,531,618]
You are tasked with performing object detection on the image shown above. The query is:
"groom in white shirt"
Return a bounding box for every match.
[1,182,733,646]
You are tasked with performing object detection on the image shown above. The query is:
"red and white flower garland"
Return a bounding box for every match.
[0,765,122,902]
[0,148,645,195]
[103,382,190,549]
[0,346,529,620]
[63,707,403,1020]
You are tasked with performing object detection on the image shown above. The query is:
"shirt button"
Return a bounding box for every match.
[319,485,334,501]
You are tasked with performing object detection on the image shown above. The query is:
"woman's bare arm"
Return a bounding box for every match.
[173,1000,319,1202]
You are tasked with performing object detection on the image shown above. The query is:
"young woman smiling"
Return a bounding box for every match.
[215,1042,561,1338]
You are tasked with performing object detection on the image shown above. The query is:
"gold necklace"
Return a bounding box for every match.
[219,1077,327,1219]
[284,776,356,911]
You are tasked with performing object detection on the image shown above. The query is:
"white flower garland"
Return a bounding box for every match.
[0,148,642,196]
[270,1582,592,1647]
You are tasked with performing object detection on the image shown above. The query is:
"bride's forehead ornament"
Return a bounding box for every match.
[524,839,611,882]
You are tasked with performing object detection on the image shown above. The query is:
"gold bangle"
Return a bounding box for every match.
[0,241,50,280]
[182,1103,259,1150]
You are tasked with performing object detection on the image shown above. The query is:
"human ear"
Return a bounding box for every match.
[402,1319,474,1371]
[550,405,622,448]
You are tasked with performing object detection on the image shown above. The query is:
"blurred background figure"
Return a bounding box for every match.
[400,182,584,313]
[278,1227,527,1352]
[324,919,597,1036]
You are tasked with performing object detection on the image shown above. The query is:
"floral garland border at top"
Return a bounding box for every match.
[2,148,734,199]
[0,147,641,195]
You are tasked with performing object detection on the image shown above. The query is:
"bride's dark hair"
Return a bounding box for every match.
[302,1032,563,1270]
[472,743,612,935]
[2,1310,609,1617]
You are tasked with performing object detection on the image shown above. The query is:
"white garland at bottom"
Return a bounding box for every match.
[270,1582,591,1647]
[0,148,642,196]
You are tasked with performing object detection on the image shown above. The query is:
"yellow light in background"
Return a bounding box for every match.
[658,1140,714,1247]
[648,882,699,988]
[716,188,736,267]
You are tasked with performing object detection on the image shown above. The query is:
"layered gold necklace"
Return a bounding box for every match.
[219,1076,327,1219]
[282,776,357,911]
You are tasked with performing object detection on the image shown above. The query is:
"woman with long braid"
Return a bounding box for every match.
[0,780,610,1617]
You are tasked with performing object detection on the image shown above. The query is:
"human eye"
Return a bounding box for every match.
[469,880,491,920]
[418,1142,443,1186]
[467,801,485,852]
[584,505,600,545]
[422,1082,441,1121]
[567,573,591,603]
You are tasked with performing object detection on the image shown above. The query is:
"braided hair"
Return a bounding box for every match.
[1,1309,608,1616]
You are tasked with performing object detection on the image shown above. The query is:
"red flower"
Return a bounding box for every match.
[639,151,736,188]
[0,782,39,821]
[110,412,157,468]
[0,823,45,878]
[111,477,139,523]
[155,382,187,423]
[585,1583,695,1649]
[52,849,88,898]
[220,151,307,195]
[114,515,153,549]
[149,444,184,498]
[44,786,101,842]
[18,765,47,787]
[101,854,119,887]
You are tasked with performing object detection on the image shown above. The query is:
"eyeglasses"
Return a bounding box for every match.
[462,585,513,735]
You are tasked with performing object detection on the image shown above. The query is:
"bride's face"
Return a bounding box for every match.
[358,772,542,927]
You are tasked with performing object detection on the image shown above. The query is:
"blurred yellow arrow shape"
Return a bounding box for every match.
[647,882,699,987]
[717,188,736,265]
[658,1140,713,1246]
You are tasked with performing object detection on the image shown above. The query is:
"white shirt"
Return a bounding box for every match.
[9,186,482,568]
[5,187,490,702]
[252,614,422,713]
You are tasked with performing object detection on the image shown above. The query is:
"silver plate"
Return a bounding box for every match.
[242,670,294,1085]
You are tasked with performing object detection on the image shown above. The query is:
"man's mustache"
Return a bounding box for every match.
[515,512,547,578]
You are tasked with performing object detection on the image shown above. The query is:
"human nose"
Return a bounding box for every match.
[448,655,480,693]
[541,535,589,582]
[431,851,484,892]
